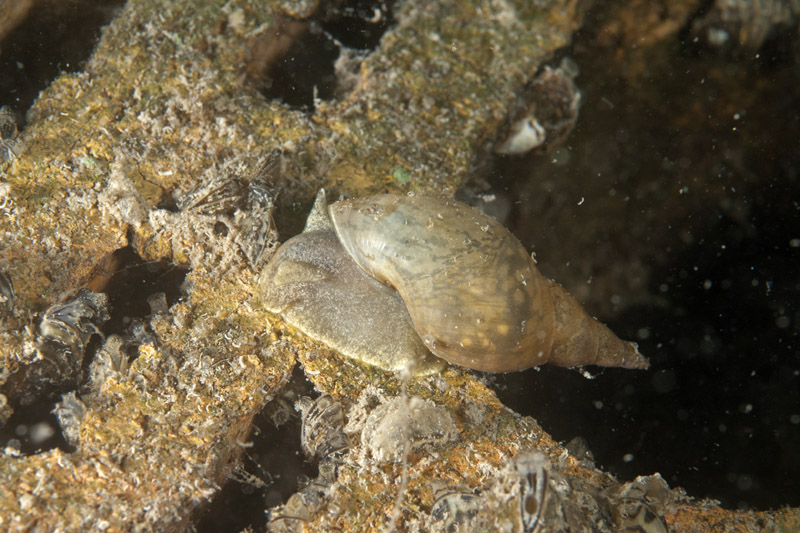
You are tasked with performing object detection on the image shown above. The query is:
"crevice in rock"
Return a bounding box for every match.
[0,245,188,455]
[85,245,188,338]
[0,396,74,455]
[243,0,396,111]
[0,0,126,124]
[195,365,318,533]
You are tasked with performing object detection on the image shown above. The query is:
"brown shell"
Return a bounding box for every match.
[329,194,648,372]
[259,192,446,375]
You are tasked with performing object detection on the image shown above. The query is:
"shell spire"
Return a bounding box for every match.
[547,282,648,369]
[328,194,649,373]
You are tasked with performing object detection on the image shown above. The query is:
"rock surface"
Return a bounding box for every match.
[0,0,798,531]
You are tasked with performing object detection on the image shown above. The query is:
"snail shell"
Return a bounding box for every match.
[260,190,446,375]
[261,191,648,374]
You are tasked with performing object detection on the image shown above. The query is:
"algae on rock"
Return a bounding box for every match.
[0,0,797,530]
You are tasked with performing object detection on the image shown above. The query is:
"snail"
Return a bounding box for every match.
[260,190,649,375]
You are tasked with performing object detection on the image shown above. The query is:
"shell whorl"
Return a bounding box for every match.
[329,194,648,372]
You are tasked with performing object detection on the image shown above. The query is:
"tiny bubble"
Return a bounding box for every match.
[622,453,634,463]
[29,422,56,445]
[736,475,753,491]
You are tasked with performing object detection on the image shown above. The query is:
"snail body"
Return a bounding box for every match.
[261,191,648,374]
[260,191,446,375]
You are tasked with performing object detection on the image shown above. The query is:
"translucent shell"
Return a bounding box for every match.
[259,191,445,375]
[329,194,648,372]
[261,191,649,375]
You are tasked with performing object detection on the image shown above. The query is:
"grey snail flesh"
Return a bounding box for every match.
[259,190,446,376]
[260,190,649,375]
